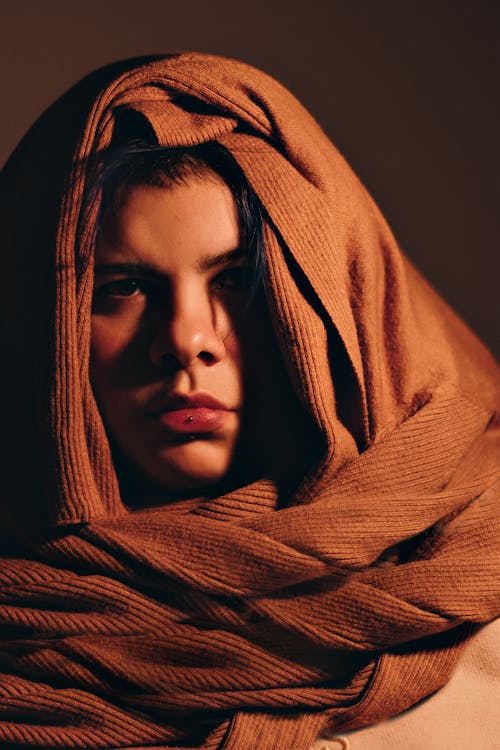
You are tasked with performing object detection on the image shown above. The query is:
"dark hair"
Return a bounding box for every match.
[92,141,265,296]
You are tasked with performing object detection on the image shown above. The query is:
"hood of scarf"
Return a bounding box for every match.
[0,53,499,749]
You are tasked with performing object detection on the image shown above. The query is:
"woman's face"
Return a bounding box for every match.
[90,174,255,497]
[90,172,318,501]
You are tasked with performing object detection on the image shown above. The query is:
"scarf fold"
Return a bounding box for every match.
[0,52,498,749]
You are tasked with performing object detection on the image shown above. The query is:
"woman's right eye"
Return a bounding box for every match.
[96,279,146,298]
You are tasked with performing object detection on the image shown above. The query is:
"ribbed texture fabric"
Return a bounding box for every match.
[0,53,499,748]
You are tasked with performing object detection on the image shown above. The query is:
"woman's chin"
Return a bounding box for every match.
[125,437,239,499]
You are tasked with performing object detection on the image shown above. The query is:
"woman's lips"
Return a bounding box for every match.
[147,394,236,434]
[156,407,231,433]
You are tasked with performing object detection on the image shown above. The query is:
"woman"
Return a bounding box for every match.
[0,53,498,749]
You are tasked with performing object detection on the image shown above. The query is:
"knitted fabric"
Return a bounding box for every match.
[0,53,498,749]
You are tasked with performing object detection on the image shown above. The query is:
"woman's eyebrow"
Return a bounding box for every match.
[93,262,165,280]
[196,247,244,272]
[94,249,245,278]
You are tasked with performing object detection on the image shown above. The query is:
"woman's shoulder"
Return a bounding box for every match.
[313,618,500,750]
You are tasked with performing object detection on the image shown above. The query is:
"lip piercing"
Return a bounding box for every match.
[186,415,194,423]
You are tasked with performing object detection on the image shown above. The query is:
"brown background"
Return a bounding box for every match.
[2,1,499,356]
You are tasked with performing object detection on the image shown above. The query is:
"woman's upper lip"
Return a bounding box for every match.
[147,393,234,416]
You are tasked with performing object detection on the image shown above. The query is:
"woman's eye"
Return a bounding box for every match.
[212,267,252,292]
[97,279,146,298]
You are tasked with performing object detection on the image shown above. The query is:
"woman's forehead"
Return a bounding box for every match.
[95,178,242,273]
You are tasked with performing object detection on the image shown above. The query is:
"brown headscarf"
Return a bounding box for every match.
[0,53,498,749]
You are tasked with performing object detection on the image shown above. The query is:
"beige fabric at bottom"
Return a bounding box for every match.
[313,618,500,750]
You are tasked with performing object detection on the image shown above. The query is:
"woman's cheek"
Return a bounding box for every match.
[90,309,139,364]
[89,318,136,403]
[223,329,244,367]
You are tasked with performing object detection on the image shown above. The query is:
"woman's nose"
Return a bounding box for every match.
[149,290,226,369]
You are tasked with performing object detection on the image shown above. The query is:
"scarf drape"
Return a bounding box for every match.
[0,53,498,750]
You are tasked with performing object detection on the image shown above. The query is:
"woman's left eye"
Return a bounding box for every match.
[212,267,252,292]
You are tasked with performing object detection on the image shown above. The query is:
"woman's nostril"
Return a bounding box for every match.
[157,349,218,369]
[159,352,181,370]
[199,351,217,365]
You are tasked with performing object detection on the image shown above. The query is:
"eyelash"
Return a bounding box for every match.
[211,267,252,291]
[95,278,149,298]
[94,268,252,301]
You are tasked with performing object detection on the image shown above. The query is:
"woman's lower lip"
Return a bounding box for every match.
[154,407,231,433]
